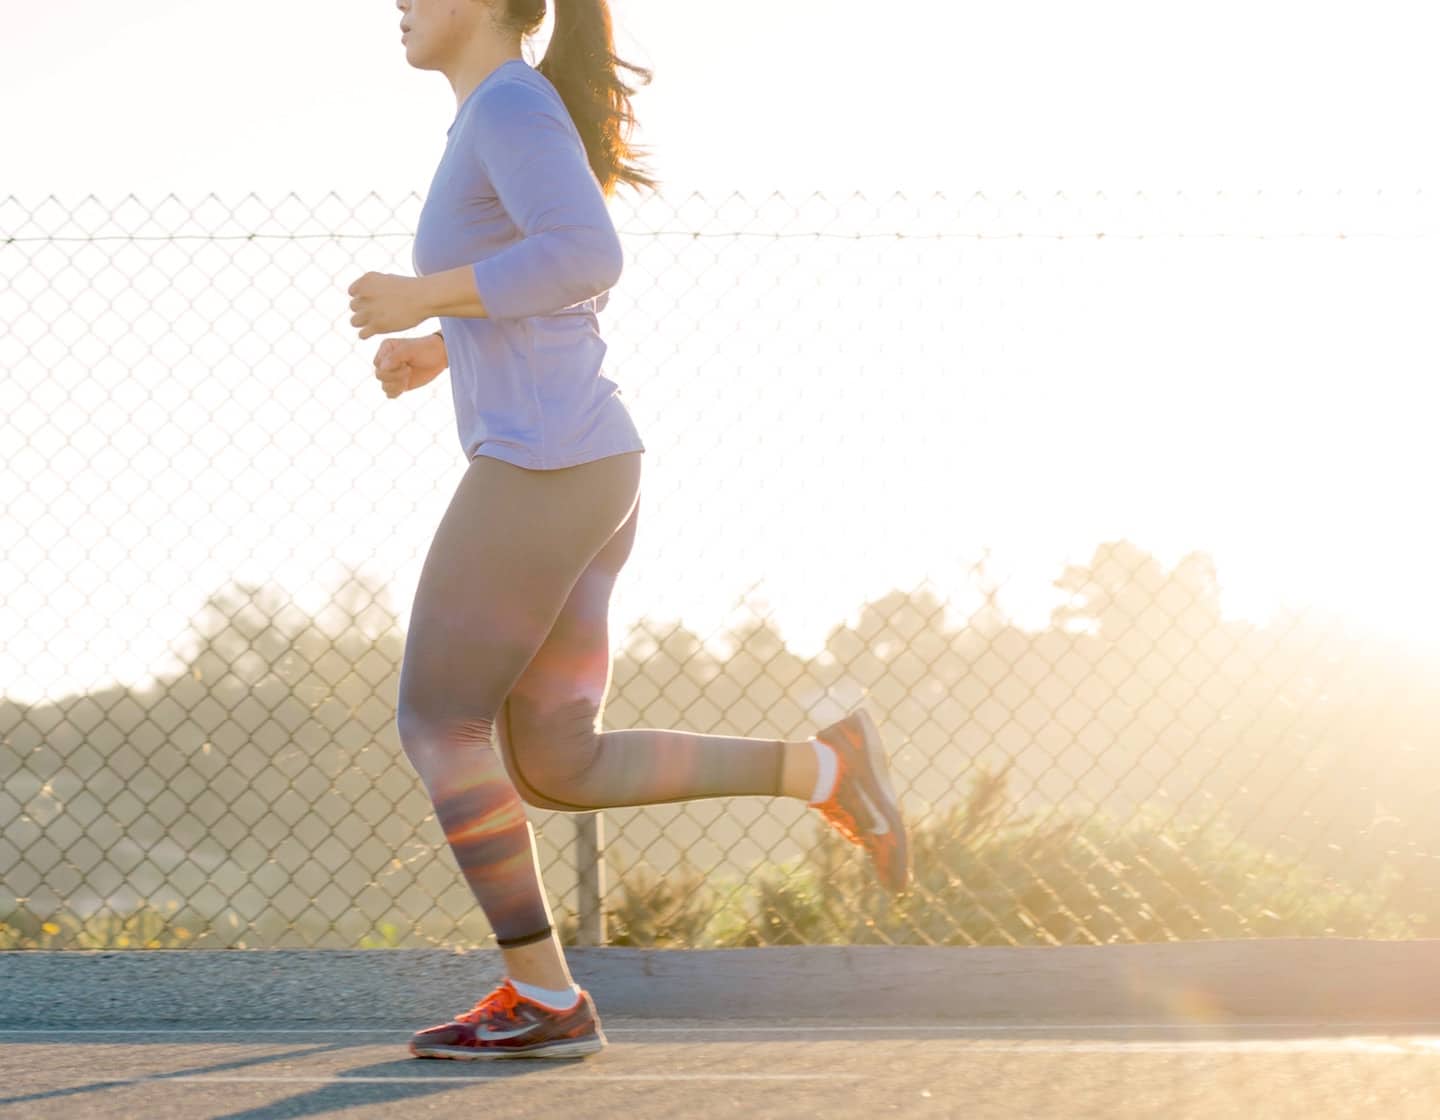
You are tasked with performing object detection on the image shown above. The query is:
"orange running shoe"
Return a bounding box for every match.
[811,708,910,894]
[409,979,606,1060]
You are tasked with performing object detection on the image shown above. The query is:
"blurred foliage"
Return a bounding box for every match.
[589,764,1414,948]
[8,765,1408,948]
[5,538,1440,949]
[0,899,202,949]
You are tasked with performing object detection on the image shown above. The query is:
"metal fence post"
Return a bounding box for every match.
[575,810,606,946]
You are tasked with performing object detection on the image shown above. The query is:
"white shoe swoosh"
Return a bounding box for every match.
[856,787,890,836]
[476,1023,542,1040]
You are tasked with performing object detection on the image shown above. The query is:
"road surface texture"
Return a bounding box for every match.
[6,943,1440,1117]
[4,1019,1440,1119]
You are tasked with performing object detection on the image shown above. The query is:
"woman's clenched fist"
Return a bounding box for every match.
[373,334,449,399]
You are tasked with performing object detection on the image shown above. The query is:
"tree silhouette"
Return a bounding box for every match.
[9,538,1440,946]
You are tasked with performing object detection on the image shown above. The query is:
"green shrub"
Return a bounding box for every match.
[4,767,1414,949]
[710,765,1416,946]
[0,900,203,949]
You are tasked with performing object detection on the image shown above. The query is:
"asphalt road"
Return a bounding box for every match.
[4,1020,1440,1119]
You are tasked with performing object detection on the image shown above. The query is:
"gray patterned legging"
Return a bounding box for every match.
[394,450,788,948]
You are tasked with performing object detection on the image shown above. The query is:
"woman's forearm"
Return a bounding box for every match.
[417,265,491,321]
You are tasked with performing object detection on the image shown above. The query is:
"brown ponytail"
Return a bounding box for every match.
[505,0,657,197]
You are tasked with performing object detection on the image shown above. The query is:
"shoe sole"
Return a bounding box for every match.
[850,708,909,893]
[410,1031,607,1060]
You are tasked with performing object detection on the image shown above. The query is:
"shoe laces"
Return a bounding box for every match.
[456,980,520,1024]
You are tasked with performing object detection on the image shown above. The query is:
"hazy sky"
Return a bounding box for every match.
[4,2,1438,703]
[5,0,1437,200]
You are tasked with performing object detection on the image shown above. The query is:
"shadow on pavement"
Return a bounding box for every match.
[0,1042,350,1110]
[209,1057,560,1120]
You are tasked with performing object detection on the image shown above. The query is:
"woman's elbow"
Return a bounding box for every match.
[546,226,623,306]
[589,228,623,293]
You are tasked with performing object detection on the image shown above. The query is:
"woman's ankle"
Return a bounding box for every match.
[781,738,836,802]
[501,931,575,991]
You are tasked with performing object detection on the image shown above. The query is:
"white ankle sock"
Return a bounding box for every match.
[510,978,582,1010]
[808,738,839,804]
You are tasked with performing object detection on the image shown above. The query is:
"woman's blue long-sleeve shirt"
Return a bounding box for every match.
[412,58,645,469]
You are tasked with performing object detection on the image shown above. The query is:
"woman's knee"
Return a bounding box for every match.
[395,698,498,777]
[500,696,604,809]
[395,615,537,733]
[395,629,534,761]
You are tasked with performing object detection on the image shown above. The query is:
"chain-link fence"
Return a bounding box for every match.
[3,188,1439,950]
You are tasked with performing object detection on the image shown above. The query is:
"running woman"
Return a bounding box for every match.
[346,0,909,1061]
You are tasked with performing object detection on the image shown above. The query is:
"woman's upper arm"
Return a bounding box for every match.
[467,80,623,318]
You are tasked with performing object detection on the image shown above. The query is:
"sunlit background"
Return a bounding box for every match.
[5,0,1439,703]
[3,189,1439,704]
[4,1,1440,954]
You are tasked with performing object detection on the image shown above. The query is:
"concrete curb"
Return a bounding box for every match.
[4,942,1440,1026]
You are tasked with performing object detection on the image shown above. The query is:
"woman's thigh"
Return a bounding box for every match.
[397,451,642,726]
[494,494,640,806]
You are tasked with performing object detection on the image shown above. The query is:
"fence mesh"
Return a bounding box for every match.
[3,188,1439,949]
